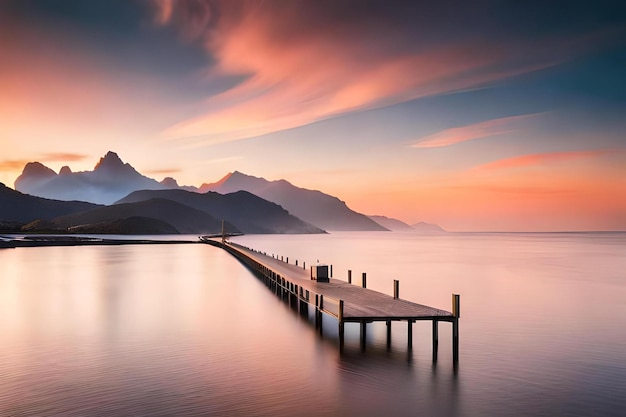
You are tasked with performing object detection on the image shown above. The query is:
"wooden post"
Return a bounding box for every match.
[286,257,289,264]
[362,272,367,289]
[282,278,286,299]
[452,294,460,318]
[386,320,392,349]
[294,284,299,311]
[407,320,413,351]
[319,295,324,334]
[338,300,345,350]
[393,279,399,299]
[303,290,309,316]
[453,318,459,362]
[432,320,439,362]
[310,266,313,279]
[315,294,319,328]
[360,321,367,351]
[348,270,352,284]
[452,294,460,362]
[303,261,306,270]
[296,260,298,266]
[330,264,333,278]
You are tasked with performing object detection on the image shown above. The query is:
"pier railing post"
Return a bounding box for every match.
[452,294,460,363]
[348,270,352,284]
[362,273,367,289]
[393,279,399,299]
[452,294,460,318]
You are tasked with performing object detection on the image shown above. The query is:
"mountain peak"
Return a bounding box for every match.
[20,161,57,178]
[412,221,446,233]
[199,172,235,193]
[14,162,57,190]
[94,151,125,171]
[160,177,179,188]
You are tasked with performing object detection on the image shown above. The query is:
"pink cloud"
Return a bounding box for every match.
[475,150,612,172]
[151,2,602,145]
[40,153,89,162]
[0,160,31,171]
[412,114,541,148]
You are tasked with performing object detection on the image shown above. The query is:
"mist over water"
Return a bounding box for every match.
[1,232,625,416]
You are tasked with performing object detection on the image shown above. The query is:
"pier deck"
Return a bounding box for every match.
[203,238,459,362]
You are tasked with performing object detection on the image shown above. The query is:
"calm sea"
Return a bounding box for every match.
[1,232,625,417]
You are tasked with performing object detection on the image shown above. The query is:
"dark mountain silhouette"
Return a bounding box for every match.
[15,151,168,204]
[116,189,325,234]
[411,221,446,234]
[67,217,179,234]
[368,215,413,231]
[199,171,387,231]
[0,182,100,224]
[45,198,237,235]
[20,216,180,234]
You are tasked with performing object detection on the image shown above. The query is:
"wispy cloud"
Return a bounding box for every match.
[151,1,604,145]
[40,153,88,162]
[0,159,31,171]
[412,113,541,148]
[144,167,181,175]
[474,150,612,172]
[201,156,243,165]
[0,153,88,171]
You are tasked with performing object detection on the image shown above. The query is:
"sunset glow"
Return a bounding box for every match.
[1,0,625,231]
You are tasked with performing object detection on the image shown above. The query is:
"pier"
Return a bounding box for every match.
[202,238,460,362]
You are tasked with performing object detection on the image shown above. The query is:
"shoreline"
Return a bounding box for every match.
[0,235,200,249]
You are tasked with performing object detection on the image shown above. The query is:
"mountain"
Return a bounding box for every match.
[21,216,180,234]
[43,198,237,235]
[411,221,446,234]
[160,177,199,192]
[199,171,387,231]
[368,215,413,231]
[15,151,168,204]
[0,182,100,224]
[116,189,325,234]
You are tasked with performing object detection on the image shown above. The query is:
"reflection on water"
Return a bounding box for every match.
[1,233,625,416]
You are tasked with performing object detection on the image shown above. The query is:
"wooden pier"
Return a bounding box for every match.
[202,238,460,362]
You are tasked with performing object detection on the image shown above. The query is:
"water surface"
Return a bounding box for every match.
[1,232,625,416]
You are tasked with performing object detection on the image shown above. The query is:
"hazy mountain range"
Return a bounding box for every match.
[15,152,166,205]
[200,171,386,231]
[5,151,443,234]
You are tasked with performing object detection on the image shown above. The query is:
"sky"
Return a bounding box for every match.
[1,0,625,231]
